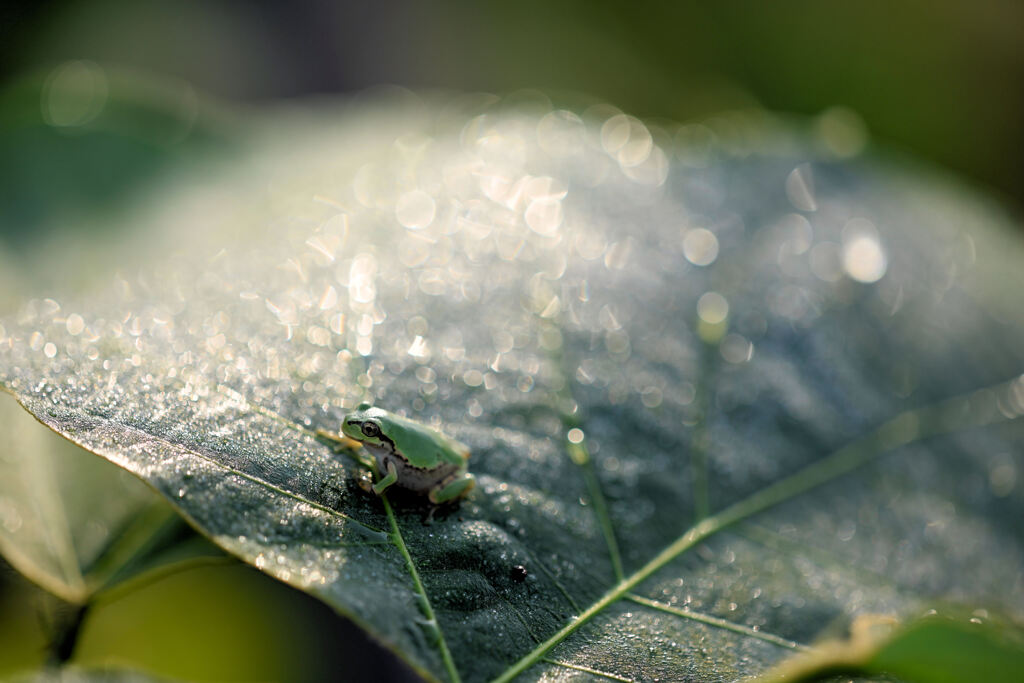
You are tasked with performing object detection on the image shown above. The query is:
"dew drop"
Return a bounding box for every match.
[525,199,563,236]
[720,333,753,364]
[604,239,633,270]
[697,292,729,325]
[407,335,430,359]
[785,163,817,212]
[66,314,85,336]
[42,61,108,128]
[842,219,888,283]
[683,229,719,266]
[810,242,843,282]
[989,456,1017,497]
[395,190,436,230]
[536,110,585,157]
[641,386,663,408]
[816,106,868,158]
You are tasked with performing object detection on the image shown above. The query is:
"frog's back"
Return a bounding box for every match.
[388,413,468,468]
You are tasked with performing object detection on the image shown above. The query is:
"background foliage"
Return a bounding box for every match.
[2,0,1024,212]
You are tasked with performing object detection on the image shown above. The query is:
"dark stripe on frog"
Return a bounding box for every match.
[347,419,398,456]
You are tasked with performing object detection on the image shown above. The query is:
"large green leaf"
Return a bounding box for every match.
[1,97,1023,681]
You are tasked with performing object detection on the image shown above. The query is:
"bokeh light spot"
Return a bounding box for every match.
[42,61,108,128]
[683,228,720,266]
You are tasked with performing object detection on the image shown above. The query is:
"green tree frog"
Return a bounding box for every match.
[325,402,476,504]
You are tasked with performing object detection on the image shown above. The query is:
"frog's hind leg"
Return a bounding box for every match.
[429,472,476,504]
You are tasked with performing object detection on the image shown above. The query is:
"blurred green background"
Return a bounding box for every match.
[2,0,1022,205]
[1,1,1022,680]
[1,0,1022,258]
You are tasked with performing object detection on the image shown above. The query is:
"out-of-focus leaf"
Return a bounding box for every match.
[869,618,1024,683]
[0,63,232,247]
[4,667,176,683]
[0,66,237,314]
[1,96,1023,682]
[0,392,189,604]
[754,614,1024,683]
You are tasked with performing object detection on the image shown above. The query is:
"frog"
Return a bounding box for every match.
[320,402,475,504]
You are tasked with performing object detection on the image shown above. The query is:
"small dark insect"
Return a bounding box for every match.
[511,565,528,582]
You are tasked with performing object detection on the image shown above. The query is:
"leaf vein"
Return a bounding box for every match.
[492,376,1023,682]
[625,594,807,651]
[541,658,635,682]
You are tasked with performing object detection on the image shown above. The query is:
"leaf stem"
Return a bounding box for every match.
[547,320,625,582]
[691,341,717,521]
[44,601,89,666]
[382,494,461,683]
[568,436,624,582]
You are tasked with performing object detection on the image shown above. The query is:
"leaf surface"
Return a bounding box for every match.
[1,99,1023,681]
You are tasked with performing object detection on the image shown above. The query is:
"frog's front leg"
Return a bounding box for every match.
[314,428,360,452]
[372,460,399,495]
[316,429,375,469]
[428,471,476,504]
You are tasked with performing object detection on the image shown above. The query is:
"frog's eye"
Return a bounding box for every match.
[361,421,381,438]
[357,401,373,411]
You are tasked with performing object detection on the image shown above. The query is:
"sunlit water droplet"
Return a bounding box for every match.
[988,455,1017,497]
[408,335,430,359]
[841,219,888,283]
[525,199,563,236]
[785,163,817,212]
[42,60,108,128]
[810,242,843,282]
[395,190,436,229]
[66,314,85,336]
[683,228,720,266]
[815,106,868,158]
[720,333,753,364]
[697,292,729,325]
[536,110,585,157]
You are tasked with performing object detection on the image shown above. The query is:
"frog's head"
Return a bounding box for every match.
[341,402,393,449]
